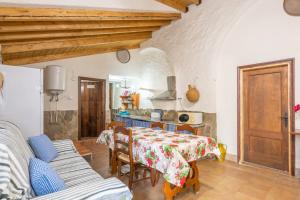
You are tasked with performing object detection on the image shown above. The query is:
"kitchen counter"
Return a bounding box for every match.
[113,113,204,128]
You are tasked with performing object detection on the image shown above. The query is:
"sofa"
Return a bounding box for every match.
[0,121,132,200]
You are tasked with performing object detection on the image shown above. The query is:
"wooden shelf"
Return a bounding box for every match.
[291,129,300,135]
[120,93,140,109]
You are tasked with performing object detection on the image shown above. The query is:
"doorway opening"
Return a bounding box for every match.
[237,58,295,175]
[78,77,106,140]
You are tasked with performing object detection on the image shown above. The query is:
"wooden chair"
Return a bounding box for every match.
[150,122,166,130]
[106,121,126,167]
[106,121,125,130]
[113,126,151,190]
[175,124,197,135]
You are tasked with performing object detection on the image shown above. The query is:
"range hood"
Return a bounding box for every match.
[150,76,176,100]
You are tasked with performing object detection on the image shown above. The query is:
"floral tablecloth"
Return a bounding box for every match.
[97,127,219,187]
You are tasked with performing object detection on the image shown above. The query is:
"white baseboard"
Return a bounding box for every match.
[225,153,238,162]
[295,168,300,177]
[225,154,300,177]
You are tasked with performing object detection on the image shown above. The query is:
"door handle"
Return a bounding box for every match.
[280,112,288,128]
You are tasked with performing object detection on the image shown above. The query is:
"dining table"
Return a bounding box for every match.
[97,127,219,200]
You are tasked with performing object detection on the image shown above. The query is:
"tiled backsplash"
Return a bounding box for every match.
[112,109,217,139]
[44,109,217,140]
[200,113,217,139]
[44,110,78,140]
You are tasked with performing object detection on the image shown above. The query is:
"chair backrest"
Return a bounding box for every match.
[176,124,197,135]
[150,122,166,130]
[113,126,133,163]
[107,121,125,130]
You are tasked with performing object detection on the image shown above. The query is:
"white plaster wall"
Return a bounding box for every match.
[0,65,43,138]
[216,0,300,167]
[26,50,140,111]
[143,0,300,167]
[25,49,175,111]
[142,0,252,113]
[0,0,175,11]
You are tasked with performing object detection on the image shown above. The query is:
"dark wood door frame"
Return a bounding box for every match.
[237,58,295,175]
[78,76,106,140]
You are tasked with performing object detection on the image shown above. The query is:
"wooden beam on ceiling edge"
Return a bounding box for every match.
[2,41,143,65]
[0,6,181,65]
[0,20,171,33]
[1,32,152,54]
[156,0,188,13]
[0,27,160,43]
[182,0,201,5]
[0,6,181,21]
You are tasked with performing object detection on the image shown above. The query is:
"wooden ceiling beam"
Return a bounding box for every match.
[0,7,181,21]
[0,26,160,42]
[1,32,152,54]
[180,0,201,5]
[156,0,188,13]
[3,39,145,60]
[0,20,170,33]
[0,6,182,65]
[156,0,201,12]
[2,40,143,65]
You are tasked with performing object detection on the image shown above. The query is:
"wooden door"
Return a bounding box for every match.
[242,66,289,171]
[109,83,113,110]
[79,78,105,139]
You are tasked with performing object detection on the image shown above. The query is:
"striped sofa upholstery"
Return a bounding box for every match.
[0,121,132,200]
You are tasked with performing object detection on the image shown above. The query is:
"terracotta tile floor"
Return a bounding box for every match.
[80,139,300,200]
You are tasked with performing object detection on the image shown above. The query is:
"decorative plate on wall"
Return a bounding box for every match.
[116,49,130,63]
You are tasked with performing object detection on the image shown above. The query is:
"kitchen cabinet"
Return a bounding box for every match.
[115,116,132,127]
[115,116,150,128]
[166,124,176,132]
[132,119,150,128]
[115,115,177,131]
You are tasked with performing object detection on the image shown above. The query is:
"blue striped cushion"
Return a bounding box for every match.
[29,134,58,162]
[29,158,66,196]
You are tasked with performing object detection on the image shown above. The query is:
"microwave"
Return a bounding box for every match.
[177,111,203,125]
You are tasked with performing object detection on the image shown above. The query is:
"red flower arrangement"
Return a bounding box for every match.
[295,104,300,113]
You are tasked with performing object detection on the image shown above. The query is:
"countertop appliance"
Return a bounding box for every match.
[151,112,162,121]
[177,111,203,125]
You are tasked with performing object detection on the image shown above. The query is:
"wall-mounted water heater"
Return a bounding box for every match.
[44,65,66,123]
[44,65,65,100]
